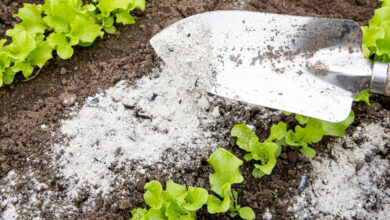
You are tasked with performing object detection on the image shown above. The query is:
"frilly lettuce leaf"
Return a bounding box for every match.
[144,180,163,209]
[362,1,390,62]
[183,187,208,211]
[13,4,47,35]
[130,208,148,220]
[266,122,287,142]
[206,184,231,214]
[208,148,244,196]
[354,89,371,106]
[231,123,257,152]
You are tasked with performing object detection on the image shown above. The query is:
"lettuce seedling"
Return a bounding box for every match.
[276,111,354,158]
[354,89,371,106]
[231,110,355,176]
[362,0,390,62]
[43,0,103,58]
[131,148,255,220]
[231,123,282,178]
[0,0,145,86]
[95,0,146,34]
[131,180,208,220]
[207,148,255,220]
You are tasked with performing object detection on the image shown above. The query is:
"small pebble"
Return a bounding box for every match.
[86,97,99,107]
[152,24,161,35]
[128,130,136,141]
[177,23,184,33]
[60,93,77,107]
[146,92,158,101]
[212,106,221,118]
[298,176,308,191]
[246,124,256,131]
[60,67,67,75]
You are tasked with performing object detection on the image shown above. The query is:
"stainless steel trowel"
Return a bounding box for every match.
[150,11,390,122]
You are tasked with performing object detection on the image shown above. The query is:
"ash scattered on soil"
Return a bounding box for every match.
[0,63,224,218]
[290,117,390,219]
[0,0,388,219]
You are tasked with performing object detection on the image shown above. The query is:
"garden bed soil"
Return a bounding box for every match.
[0,0,389,219]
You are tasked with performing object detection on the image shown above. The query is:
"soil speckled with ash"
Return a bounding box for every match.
[0,0,388,219]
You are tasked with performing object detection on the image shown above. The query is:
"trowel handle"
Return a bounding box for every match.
[387,74,390,97]
[371,62,390,96]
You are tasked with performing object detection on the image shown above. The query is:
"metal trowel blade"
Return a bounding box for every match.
[150,11,372,122]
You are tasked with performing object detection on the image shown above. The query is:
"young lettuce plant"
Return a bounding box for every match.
[0,0,145,87]
[362,0,390,62]
[130,148,255,220]
[286,111,355,158]
[353,89,371,106]
[92,0,146,34]
[207,148,255,220]
[131,180,208,220]
[231,110,355,178]
[231,123,285,178]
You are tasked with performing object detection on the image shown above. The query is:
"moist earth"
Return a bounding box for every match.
[0,0,388,219]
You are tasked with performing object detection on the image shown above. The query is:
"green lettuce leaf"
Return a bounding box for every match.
[70,15,104,44]
[43,0,103,45]
[206,184,231,214]
[27,41,53,68]
[12,61,34,78]
[147,208,166,220]
[165,180,188,203]
[115,8,136,25]
[131,208,148,220]
[286,117,325,147]
[13,4,47,35]
[97,0,132,16]
[0,53,11,72]
[183,187,208,211]
[3,68,17,85]
[238,206,255,220]
[253,142,278,175]
[43,0,80,33]
[362,2,390,62]
[248,137,267,163]
[322,111,355,137]
[6,28,37,60]
[354,89,371,106]
[252,168,266,178]
[47,32,74,59]
[231,124,257,152]
[144,180,163,209]
[266,122,287,142]
[164,197,191,220]
[134,0,146,11]
[299,146,316,158]
[208,148,244,196]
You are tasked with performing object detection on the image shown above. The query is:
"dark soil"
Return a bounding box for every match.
[0,0,387,219]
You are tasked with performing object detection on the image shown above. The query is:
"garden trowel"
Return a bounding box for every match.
[150,11,390,122]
